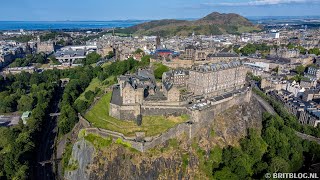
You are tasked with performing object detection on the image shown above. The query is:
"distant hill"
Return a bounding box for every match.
[120,12,261,36]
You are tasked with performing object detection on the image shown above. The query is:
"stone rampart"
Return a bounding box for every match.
[109,104,140,120]
[81,89,252,152]
[141,106,187,116]
[110,103,188,120]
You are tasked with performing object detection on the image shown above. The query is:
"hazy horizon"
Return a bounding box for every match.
[1,0,319,21]
[0,15,319,22]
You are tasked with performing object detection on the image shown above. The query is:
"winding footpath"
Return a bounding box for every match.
[252,93,320,145]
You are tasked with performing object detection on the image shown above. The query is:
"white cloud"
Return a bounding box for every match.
[203,0,319,6]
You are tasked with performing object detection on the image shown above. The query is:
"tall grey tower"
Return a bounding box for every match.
[156,35,161,49]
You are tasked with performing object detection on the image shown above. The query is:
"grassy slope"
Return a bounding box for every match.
[84,92,189,137]
[76,76,116,102]
[76,78,101,102]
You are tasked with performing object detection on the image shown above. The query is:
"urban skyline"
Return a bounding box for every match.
[1,1,320,179]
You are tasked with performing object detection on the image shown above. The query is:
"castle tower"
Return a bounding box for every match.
[156,35,161,49]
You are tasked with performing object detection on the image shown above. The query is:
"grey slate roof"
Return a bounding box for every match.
[192,60,242,72]
[55,49,85,57]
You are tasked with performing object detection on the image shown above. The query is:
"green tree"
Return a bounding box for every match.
[269,157,290,173]
[8,35,34,43]
[84,52,101,65]
[17,95,34,111]
[13,165,29,180]
[240,43,256,56]
[58,104,78,135]
[84,90,95,101]
[49,55,61,65]
[297,46,307,55]
[308,48,320,56]
[213,167,239,180]
[240,129,268,164]
[154,64,169,80]
[106,51,115,59]
[295,65,306,75]
[139,55,151,67]
[34,54,46,64]
[74,100,88,115]
[135,48,144,54]
[287,43,295,49]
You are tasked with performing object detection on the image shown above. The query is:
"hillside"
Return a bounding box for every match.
[63,97,264,179]
[121,12,261,36]
[62,91,320,180]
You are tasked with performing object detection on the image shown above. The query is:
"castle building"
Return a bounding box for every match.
[0,53,14,69]
[110,62,249,121]
[36,36,55,54]
[195,50,207,61]
[162,82,181,102]
[270,48,300,59]
[37,42,55,53]
[184,45,196,60]
[187,61,247,96]
[162,69,189,86]
[117,69,156,106]
[118,76,154,105]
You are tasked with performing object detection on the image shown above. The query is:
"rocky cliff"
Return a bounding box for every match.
[64,97,264,180]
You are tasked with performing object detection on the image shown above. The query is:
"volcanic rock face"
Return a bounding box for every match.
[65,97,264,180]
[64,139,95,180]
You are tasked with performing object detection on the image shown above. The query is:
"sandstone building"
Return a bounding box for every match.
[162,69,189,86]
[110,61,248,121]
[36,36,55,53]
[118,72,156,105]
[187,61,247,97]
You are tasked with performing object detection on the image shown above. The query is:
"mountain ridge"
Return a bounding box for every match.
[121,12,261,36]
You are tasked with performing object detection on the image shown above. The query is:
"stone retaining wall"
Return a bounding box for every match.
[141,106,187,116]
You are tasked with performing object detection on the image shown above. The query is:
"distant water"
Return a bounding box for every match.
[1,16,319,31]
[0,20,148,31]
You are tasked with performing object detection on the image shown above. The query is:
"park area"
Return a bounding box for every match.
[84,92,189,137]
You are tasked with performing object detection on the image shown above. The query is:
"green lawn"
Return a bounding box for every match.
[84,92,189,137]
[84,133,113,149]
[76,76,116,102]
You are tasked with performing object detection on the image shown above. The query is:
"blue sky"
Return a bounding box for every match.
[0,0,319,21]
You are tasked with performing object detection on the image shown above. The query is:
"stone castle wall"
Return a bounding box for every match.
[109,103,121,119]
[110,102,188,120]
[109,104,140,120]
[110,104,187,120]
[83,89,252,152]
[141,106,187,116]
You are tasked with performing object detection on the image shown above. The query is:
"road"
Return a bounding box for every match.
[252,93,276,115]
[296,132,320,144]
[34,86,62,180]
[252,91,320,145]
